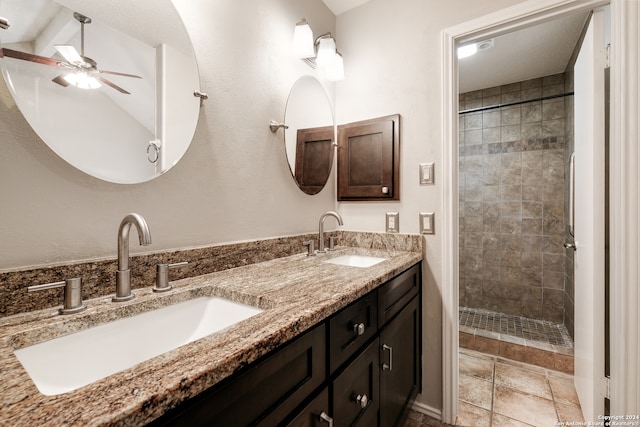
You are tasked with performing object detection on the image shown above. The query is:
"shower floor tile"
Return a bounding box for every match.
[459,307,573,350]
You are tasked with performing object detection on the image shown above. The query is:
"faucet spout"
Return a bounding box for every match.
[114,213,151,302]
[318,211,343,253]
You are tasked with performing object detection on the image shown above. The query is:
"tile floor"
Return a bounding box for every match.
[404,348,584,427]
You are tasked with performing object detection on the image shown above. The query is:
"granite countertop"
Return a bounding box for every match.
[0,247,421,427]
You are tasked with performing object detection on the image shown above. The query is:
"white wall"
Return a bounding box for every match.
[0,0,336,269]
[334,0,527,412]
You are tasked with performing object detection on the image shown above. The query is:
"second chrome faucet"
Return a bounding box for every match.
[317,211,343,253]
[113,213,152,302]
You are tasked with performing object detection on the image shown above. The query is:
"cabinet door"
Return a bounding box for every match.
[379,296,420,427]
[337,114,400,201]
[328,292,378,374]
[285,388,332,427]
[150,324,326,427]
[332,338,380,427]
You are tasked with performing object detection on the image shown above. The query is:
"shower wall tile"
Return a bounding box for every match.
[459,73,568,323]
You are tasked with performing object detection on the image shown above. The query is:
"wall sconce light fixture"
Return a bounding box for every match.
[293,18,344,81]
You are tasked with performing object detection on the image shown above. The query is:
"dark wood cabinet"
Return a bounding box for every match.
[380,296,421,427]
[148,263,421,427]
[149,324,326,427]
[285,388,331,427]
[328,292,378,373]
[332,338,380,427]
[337,114,400,201]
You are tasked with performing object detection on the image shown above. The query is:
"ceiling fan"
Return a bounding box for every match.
[0,12,141,94]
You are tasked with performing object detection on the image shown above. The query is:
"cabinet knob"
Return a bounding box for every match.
[356,394,369,409]
[382,186,389,194]
[353,322,366,336]
[319,411,334,426]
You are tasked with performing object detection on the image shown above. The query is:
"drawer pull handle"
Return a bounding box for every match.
[356,393,369,409]
[319,411,334,426]
[382,344,393,371]
[353,322,366,336]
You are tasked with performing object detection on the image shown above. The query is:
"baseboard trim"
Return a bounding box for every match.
[411,401,442,420]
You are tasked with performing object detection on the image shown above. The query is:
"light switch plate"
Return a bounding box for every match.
[420,212,435,234]
[419,163,435,185]
[386,212,399,233]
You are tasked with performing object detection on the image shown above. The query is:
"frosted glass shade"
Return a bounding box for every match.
[64,72,101,89]
[293,20,314,58]
[316,37,336,67]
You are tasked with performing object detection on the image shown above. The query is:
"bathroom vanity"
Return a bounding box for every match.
[0,245,421,427]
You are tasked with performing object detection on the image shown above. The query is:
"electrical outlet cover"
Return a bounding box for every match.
[386,212,399,233]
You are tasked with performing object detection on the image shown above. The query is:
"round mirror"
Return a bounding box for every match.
[284,75,335,195]
[0,0,200,184]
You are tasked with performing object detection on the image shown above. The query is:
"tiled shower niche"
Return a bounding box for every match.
[459,74,568,324]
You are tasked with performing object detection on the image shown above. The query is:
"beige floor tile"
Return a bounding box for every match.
[494,361,552,400]
[460,351,495,381]
[555,402,585,423]
[456,401,492,427]
[459,374,494,410]
[493,384,558,427]
[491,413,535,426]
[548,373,580,406]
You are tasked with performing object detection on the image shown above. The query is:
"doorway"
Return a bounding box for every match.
[439,0,628,424]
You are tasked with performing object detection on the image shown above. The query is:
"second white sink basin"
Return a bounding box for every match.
[14,296,263,396]
[324,254,387,268]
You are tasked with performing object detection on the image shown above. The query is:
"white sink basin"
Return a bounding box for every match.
[14,296,263,396]
[324,254,387,268]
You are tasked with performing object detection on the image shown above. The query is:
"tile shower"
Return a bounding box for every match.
[458,74,574,352]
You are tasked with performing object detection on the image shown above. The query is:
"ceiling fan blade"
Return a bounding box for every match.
[54,45,84,65]
[97,70,142,79]
[2,48,61,67]
[52,75,70,87]
[96,76,130,94]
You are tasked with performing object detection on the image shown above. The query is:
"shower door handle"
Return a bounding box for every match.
[568,152,575,237]
[564,152,576,251]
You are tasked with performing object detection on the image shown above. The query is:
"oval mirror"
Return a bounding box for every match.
[284,75,335,195]
[0,0,200,184]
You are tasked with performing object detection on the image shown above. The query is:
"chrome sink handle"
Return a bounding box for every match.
[28,278,87,315]
[303,239,316,256]
[153,262,188,292]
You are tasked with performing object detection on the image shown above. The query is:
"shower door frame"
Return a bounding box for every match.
[441,0,639,423]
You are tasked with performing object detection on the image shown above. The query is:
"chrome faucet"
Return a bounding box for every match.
[113,213,152,302]
[318,211,343,253]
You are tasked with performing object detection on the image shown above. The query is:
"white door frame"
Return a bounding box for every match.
[441,0,639,422]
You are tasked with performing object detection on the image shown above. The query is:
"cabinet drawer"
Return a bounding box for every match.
[328,292,378,373]
[378,264,420,326]
[150,324,326,427]
[332,338,380,427]
[284,387,331,427]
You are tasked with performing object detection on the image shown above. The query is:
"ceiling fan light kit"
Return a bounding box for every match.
[1,11,140,94]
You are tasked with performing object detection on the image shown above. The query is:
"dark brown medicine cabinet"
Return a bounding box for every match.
[337,114,400,201]
[149,263,421,427]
